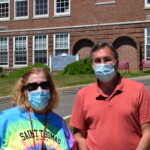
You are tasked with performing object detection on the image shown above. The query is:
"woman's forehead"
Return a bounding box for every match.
[26,72,46,83]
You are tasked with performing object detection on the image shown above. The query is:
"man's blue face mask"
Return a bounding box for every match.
[28,90,51,110]
[93,63,116,82]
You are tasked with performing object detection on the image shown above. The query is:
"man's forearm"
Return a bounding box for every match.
[73,128,89,150]
[136,134,150,150]
[75,137,88,150]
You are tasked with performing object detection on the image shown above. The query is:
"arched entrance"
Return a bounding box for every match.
[73,39,94,59]
[113,36,138,70]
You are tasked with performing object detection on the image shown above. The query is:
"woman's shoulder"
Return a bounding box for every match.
[48,111,66,126]
[0,106,24,119]
[49,111,64,121]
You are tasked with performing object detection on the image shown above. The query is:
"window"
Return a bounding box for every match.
[54,33,70,56]
[33,0,48,17]
[0,0,9,20]
[0,37,8,65]
[54,0,70,16]
[145,0,150,7]
[14,0,28,19]
[14,36,28,65]
[33,35,48,64]
[145,28,150,59]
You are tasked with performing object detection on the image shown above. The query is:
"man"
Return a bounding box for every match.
[69,42,150,150]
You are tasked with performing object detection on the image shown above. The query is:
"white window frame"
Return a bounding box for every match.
[14,0,29,20]
[0,37,9,67]
[0,0,10,21]
[33,0,49,18]
[53,33,70,56]
[54,0,70,17]
[145,0,150,7]
[144,28,150,60]
[32,34,48,65]
[13,36,28,67]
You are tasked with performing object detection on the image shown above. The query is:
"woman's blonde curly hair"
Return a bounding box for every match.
[12,67,58,111]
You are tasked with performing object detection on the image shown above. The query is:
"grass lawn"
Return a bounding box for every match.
[65,118,73,133]
[52,74,96,87]
[0,70,150,97]
[0,77,18,96]
[0,74,96,97]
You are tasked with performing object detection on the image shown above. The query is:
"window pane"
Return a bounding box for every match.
[0,37,7,51]
[15,51,27,64]
[15,37,26,50]
[0,0,8,2]
[35,0,48,15]
[0,37,8,65]
[34,50,47,63]
[55,33,68,49]
[55,49,68,55]
[35,35,46,50]
[16,0,27,17]
[56,0,69,13]
[14,36,27,65]
[54,33,69,55]
[34,35,47,64]
[147,29,150,36]
[0,2,9,19]
[146,45,150,58]
[0,51,7,65]
[147,37,150,44]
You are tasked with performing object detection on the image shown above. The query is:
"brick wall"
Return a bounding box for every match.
[0,0,149,30]
[0,0,150,70]
[2,21,149,70]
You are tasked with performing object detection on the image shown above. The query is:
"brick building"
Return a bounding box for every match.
[0,0,150,70]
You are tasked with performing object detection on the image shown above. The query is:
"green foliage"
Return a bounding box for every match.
[0,72,8,78]
[61,57,93,75]
[8,63,50,77]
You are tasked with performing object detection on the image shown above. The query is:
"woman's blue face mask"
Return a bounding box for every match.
[28,90,51,110]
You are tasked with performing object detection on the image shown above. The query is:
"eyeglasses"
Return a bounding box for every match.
[25,81,50,92]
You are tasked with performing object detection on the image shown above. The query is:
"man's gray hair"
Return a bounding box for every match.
[90,42,119,62]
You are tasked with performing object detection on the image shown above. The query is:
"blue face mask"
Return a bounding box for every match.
[28,90,51,110]
[93,63,116,82]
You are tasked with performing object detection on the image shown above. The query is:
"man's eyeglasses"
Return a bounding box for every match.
[25,81,50,92]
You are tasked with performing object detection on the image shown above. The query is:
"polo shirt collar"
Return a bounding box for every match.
[95,73,124,101]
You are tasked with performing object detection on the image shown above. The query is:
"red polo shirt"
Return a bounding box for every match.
[69,77,150,150]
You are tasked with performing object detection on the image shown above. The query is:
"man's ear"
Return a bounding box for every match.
[92,63,95,72]
[115,60,119,70]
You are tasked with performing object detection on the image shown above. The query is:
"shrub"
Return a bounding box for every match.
[61,57,93,75]
[8,63,50,77]
[0,72,8,78]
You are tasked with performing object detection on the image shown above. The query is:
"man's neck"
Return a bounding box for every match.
[98,73,119,96]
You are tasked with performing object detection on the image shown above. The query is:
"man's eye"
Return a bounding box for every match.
[94,59,101,63]
[104,58,112,62]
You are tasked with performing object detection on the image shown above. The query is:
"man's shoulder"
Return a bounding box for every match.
[122,77,145,88]
[78,82,97,94]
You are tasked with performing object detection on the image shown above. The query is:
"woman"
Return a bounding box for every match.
[0,67,75,150]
